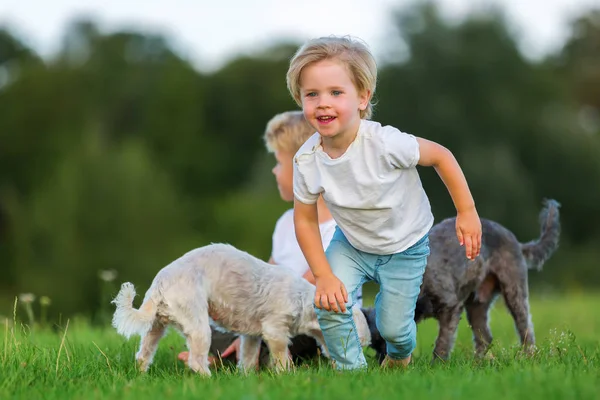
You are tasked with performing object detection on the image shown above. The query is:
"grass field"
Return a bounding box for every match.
[2,291,599,400]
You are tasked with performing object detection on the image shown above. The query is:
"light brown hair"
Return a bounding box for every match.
[263,111,316,154]
[286,36,377,119]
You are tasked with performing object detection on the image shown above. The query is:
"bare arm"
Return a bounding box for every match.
[416,137,482,259]
[293,199,333,280]
[294,198,347,312]
[302,269,316,285]
[417,138,475,212]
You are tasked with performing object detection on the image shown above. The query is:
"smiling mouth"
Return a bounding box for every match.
[317,116,336,122]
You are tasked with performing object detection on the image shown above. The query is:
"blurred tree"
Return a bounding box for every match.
[0,29,45,291]
[9,130,202,319]
[556,10,600,110]
[202,44,299,190]
[376,2,600,251]
[56,20,218,204]
[2,4,600,318]
[0,27,43,73]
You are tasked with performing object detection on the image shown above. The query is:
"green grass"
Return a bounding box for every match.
[2,293,599,400]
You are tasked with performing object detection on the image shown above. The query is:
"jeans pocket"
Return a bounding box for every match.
[401,234,430,258]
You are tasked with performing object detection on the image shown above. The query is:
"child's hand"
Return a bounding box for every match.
[456,207,482,260]
[314,274,348,313]
[220,337,241,361]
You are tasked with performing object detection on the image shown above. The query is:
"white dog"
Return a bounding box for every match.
[111,243,371,376]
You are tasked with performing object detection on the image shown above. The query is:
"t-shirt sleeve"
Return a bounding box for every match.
[380,126,420,169]
[293,159,319,204]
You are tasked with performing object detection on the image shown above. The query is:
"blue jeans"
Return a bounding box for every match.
[316,228,430,370]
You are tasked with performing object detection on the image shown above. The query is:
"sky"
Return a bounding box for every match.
[0,0,597,71]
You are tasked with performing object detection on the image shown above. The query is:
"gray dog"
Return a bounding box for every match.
[363,199,561,363]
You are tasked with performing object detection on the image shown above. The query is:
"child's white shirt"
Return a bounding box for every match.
[293,119,434,255]
[271,209,363,306]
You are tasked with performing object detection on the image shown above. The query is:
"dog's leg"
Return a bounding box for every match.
[165,291,213,376]
[136,321,166,372]
[237,335,261,373]
[184,330,212,376]
[466,301,494,358]
[182,313,212,377]
[501,281,536,354]
[262,325,291,372]
[264,338,291,372]
[432,306,463,363]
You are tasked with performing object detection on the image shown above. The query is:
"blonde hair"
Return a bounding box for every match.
[263,111,316,154]
[286,36,377,119]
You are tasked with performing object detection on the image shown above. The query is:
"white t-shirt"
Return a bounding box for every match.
[271,209,363,306]
[293,119,434,255]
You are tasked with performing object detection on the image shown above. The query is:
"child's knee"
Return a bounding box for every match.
[379,320,416,350]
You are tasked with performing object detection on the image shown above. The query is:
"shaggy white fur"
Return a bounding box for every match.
[112,243,371,376]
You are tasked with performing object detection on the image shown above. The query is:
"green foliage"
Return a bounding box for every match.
[1,3,600,317]
[7,132,201,318]
[553,10,600,112]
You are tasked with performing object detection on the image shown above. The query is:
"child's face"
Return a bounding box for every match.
[271,150,294,202]
[299,59,369,142]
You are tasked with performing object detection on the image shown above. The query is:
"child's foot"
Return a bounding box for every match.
[381,354,411,369]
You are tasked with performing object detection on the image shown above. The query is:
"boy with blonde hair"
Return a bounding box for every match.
[288,36,482,370]
[179,110,362,367]
[264,110,362,307]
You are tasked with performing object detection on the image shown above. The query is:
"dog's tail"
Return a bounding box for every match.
[111,282,157,339]
[521,199,561,271]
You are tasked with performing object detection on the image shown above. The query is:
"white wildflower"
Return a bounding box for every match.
[18,293,35,304]
[98,269,118,282]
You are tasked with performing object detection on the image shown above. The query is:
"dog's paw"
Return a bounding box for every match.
[188,358,212,377]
